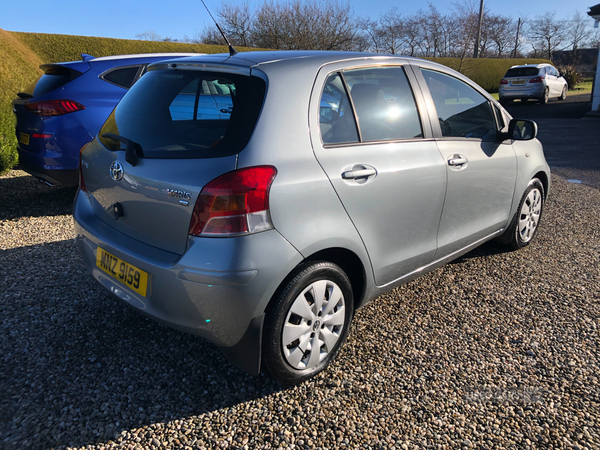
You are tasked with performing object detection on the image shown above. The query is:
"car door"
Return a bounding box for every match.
[551,66,564,96]
[544,67,556,96]
[413,65,517,258]
[310,62,447,286]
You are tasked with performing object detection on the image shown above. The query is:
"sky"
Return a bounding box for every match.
[0,0,597,42]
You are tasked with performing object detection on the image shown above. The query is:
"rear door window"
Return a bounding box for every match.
[319,66,422,145]
[99,70,265,158]
[101,66,141,89]
[344,67,422,141]
[320,73,359,145]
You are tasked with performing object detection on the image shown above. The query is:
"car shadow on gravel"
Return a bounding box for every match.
[0,173,77,220]
[449,239,515,264]
[1,239,285,449]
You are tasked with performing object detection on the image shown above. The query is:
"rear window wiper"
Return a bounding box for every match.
[101,133,143,166]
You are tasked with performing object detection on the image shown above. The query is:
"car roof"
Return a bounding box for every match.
[149,50,446,73]
[508,63,552,69]
[89,53,201,62]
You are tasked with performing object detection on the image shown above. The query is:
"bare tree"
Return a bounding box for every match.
[527,12,566,60]
[589,27,600,48]
[358,17,382,53]
[486,14,516,58]
[193,26,226,45]
[423,4,452,57]
[135,30,162,41]
[358,8,405,54]
[378,8,404,55]
[182,30,206,44]
[449,1,479,69]
[402,17,422,57]
[217,2,255,47]
[180,0,598,60]
[252,0,357,51]
[565,11,593,62]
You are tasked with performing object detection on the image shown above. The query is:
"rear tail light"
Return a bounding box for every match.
[528,76,544,83]
[79,144,88,192]
[500,79,509,85]
[189,166,277,237]
[24,99,85,116]
[32,133,53,139]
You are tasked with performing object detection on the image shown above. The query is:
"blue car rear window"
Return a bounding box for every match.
[32,66,83,96]
[98,70,265,159]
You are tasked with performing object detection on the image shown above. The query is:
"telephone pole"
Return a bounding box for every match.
[473,0,485,58]
[512,18,522,58]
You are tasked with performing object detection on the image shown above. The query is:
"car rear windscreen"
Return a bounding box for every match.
[30,65,83,97]
[98,70,266,158]
[504,68,540,77]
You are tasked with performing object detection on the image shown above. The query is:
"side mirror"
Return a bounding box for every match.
[498,118,538,141]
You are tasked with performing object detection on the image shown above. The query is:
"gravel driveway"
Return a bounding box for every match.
[1,169,599,449]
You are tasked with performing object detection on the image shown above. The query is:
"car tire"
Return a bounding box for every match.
[540,88,549,104]
[262,261,354,385]
[499,98,511,106]
[521,98,528,103]
[500,179,545,250]
[559,86,567,101]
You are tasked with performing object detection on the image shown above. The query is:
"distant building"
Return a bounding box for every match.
[552,49,598,78]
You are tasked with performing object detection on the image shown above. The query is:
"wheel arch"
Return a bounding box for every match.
[303,247,367,310]
[533,170,549,199]
[263,247,368,317]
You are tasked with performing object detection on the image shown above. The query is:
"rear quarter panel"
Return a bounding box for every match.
[237,62,377,306]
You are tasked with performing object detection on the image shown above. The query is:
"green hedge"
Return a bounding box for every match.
[11,32,229,63]
[0,30,43,174]
[427,57,551,92]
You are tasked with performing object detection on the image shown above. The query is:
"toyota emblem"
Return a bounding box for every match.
[110,161,124,181]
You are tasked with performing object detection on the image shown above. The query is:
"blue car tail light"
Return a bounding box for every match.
[24,99,86,116]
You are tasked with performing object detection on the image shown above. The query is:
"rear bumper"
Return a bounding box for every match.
[17,157,78,186]
[72,189,304,374]
[15,112,92,186]
[499,84,545,100]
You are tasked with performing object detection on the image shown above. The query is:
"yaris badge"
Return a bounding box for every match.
[110,161,124,181]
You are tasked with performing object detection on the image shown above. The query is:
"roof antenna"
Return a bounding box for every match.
[199,0,239,57]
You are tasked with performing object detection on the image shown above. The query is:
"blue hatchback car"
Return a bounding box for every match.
[13,53,199,185]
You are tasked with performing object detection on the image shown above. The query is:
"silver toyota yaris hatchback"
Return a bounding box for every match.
[74,51,550,384]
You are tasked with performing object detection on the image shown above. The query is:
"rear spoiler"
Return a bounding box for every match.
[38,63,90,82]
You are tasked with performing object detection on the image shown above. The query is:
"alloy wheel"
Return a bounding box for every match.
[518,188,542,243]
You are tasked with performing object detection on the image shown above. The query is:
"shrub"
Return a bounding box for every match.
[556,65,583,89]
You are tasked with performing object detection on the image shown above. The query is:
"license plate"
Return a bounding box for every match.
[96,248,149,296]
[512,80,526,85]
[19,132,30,145]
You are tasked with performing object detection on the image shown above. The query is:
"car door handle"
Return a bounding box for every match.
[448,155,468,166]
[342,168,377,179]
